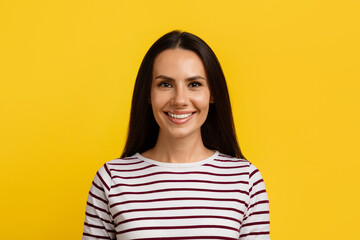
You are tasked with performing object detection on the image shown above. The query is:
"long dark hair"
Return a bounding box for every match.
[121,30,246,159]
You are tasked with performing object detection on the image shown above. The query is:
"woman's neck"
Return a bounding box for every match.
[141,131,215,164]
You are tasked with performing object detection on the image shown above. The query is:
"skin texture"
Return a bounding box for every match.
[142,48,215,163]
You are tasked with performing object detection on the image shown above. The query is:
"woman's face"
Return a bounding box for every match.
[150,48,213,140]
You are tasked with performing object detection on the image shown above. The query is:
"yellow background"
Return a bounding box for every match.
[1,0,359,239]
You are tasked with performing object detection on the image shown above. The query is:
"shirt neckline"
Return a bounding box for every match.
[135,150,219,168]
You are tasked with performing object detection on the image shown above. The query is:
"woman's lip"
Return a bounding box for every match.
[164,112,195,124]
[165,111,196,114]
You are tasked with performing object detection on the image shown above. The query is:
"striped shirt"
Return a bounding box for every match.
[82,151,270,239]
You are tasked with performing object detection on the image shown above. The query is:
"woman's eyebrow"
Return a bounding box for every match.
[154,75,174,81]
[154,75,206,81]
[186,75,206,81]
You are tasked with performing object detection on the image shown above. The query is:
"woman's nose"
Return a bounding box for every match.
[171,86,188,106]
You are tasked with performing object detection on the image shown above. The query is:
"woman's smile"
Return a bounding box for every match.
[164,111,196,124]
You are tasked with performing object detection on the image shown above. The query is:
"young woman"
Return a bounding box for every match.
[83,31,270,240]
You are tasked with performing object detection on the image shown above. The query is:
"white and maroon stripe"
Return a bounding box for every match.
[239,163,270,239]
[83,151,270,239]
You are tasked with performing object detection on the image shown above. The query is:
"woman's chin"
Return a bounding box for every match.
[160,128,201,140]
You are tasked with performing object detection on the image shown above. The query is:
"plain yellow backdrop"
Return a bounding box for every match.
[1,0,359,239]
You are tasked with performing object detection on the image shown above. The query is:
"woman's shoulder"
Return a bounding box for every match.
[215,152,249,164]
[215,152,264,174]
[105,154,140,165]
[94,154,141,176]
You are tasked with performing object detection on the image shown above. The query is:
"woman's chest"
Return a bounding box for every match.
[108,171,249,239]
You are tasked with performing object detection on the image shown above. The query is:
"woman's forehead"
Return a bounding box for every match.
[152,49,206,79]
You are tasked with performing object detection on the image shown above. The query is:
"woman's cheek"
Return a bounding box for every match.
[192,92,211,107]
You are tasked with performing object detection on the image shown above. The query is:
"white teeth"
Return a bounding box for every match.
[167,112,193,119]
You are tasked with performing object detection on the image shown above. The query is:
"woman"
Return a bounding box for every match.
[83,30,270,239]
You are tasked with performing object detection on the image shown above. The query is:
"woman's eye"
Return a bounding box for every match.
[189,82,202,88]
[159,82,172,88]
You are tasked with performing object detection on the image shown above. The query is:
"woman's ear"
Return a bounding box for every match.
[210,96,215,103]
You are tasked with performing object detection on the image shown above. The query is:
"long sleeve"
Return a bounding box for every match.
[239,163,270,239]
[82,163,116,240]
